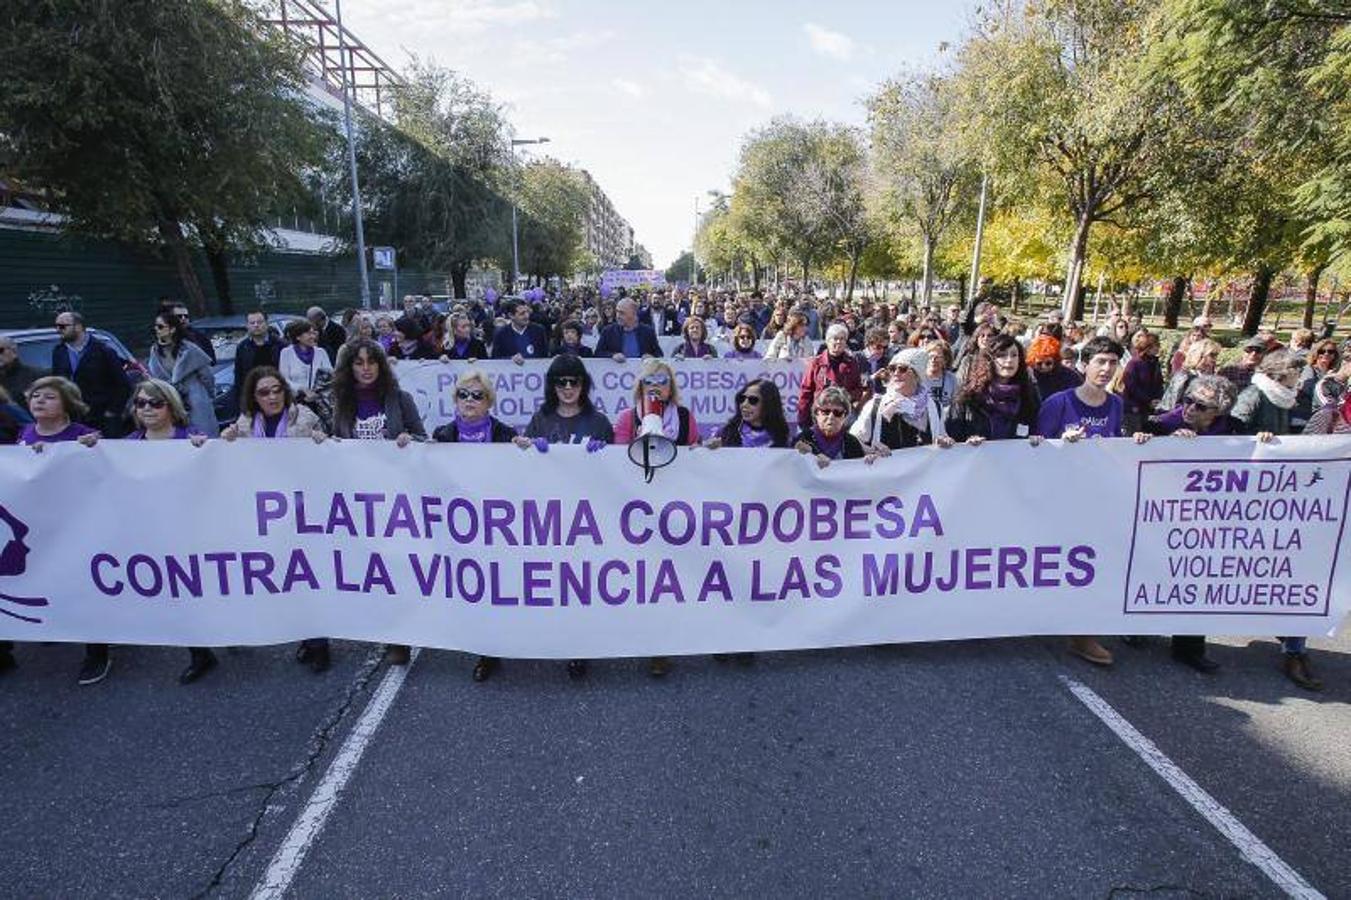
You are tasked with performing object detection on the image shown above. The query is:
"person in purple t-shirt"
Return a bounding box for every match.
[1035,337,1128,441]
[1032,338,1148,670]
[18,376,106,685]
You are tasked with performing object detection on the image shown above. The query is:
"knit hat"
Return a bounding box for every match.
[888,347,929,379]
[1026,335,1062,366]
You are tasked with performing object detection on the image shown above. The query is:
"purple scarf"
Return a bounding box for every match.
[984,380,1023,420]
[739,422,774,448]
[811,426,845,459]
[295,345,315,365]
[251,411,288,438]
[455,415,492,443]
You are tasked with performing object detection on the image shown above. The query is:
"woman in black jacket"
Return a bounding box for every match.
[944,334,1041,444]
[440,313,488,361]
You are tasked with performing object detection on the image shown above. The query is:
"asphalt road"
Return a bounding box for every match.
[2,630,1348,899]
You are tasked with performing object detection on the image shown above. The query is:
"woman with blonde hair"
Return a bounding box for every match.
[1160,337,1221,411]
[611,359,701,448]
[763,313,813,360]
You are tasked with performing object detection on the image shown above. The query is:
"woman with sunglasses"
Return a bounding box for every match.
[430,370,516,682]
[120,378,222,684]
[611,359,701,448]
[222,367,330,671]
[1160,338,1221,411]
[796,386,875,467]
[724,323,761,360]
[148,312,220,438]
[330,339,425,666]
[1026,335,1082,401]
[674,316,715,360]
[1293,339,1341,430]
[944,334,1041,444]
[521,355,613,448]
[851,349,952,452]
[704,379,790,449]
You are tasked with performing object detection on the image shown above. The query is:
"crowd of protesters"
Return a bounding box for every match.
[2,286,1349,692]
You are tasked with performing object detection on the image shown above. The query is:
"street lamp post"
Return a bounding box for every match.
[334,0,371,309]
[511,137,550,291]
[691,195,700,288]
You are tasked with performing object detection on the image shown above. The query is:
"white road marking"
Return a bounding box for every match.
[1060,675,1325,900]
[249,650,420,900]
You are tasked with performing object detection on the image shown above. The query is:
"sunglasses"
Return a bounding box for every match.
[456,389,486,401]
[553,377,581,388]
[815,407,847,419]
[255,385,284,397]
[1185,398,1217,413]
[133,397,167,410]
[1317,349,1337,357]
[738,393,762,407]
[641,375,671,387]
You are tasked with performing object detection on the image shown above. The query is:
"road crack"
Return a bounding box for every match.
[189,647,385,899]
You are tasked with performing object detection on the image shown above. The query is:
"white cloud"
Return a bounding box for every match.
[384,0,556,35]
[803,22,855,61]
[510,28,615,65]
[611,77,645,98]
[679,56,771,108]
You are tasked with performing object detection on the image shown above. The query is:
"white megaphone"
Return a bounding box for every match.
[627,406,678,483]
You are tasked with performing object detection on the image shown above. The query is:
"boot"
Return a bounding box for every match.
[1283,653,1323,691]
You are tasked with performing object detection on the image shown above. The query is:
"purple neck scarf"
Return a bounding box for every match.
[984,380,1023,420]
[739,422,774,448]
[252,411,288,438]
[295,345,315,365]
[811,426,845,459]
[455,415,493,443]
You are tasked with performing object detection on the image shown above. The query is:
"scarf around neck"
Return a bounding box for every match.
[882,384,933,431]
[739,421,774,448]
[1252,372,1297,409]
[252,410,288,438]
[811,425,845,459]
[984,380,1023,420]
[455,414,493,443]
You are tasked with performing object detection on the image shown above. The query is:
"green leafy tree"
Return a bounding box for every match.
[0,0,325,313]
[516,158,590,281]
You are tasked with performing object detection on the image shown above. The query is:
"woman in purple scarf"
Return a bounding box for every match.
[673,315,715,360]
[723,323,761,360]
[944,334,1041,444]
[705,379,790,449]
[432,369,515,683]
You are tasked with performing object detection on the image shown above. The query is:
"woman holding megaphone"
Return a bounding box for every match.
[611,359,700,677]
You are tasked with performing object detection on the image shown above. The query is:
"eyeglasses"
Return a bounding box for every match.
[553,377,581,388]
[641,374,671,387]
[1317,349,1337,357]
[1185,398,1217,413]
[255,386,284,398]
[738,394,762,407]
[815,407,847,419]
[133,397,167,410]
[456,389,486,401]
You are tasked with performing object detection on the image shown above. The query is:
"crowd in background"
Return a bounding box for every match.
[2,285,1349,691]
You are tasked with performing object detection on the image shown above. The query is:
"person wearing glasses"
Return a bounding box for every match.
[851,349,952,452]
[611,359,700,448]
[704,378,790,449]
[222,367,330,672]
[1026,335,1082,402]
[1293,339,1341,430]
[120,378,219,683]
[429,369,517,682]
[147,312,220,438]
[50,311,133,437]
[520,355,613,448]
[723,323,761,361]
[795,386,870,467]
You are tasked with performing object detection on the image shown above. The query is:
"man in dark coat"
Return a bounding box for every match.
[234,310,284,401]
[307,306,348,364]
[490,300,550,362]
[595,298,663,360]
[0,337,42,399]
[50,311,132,435]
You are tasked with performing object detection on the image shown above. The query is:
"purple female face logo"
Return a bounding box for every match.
[0,505,30,577]
[0,505,47,623]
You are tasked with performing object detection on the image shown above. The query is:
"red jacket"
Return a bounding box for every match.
[798,350,865,429]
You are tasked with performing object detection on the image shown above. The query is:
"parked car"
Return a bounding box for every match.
[192,314,304,363]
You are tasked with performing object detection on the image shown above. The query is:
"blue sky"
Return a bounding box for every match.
[339,0,975,267]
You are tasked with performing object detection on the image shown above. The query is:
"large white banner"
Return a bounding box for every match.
[394,358,807,437]
[1,437,1347,656]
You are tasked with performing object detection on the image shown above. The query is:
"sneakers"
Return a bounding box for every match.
[77,649,111,686]
[1068,636,1114,667]
[1283,653,1323,692]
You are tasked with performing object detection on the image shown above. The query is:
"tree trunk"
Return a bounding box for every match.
[157,217,208,316]
[1242,265,1274,337]
[1163,275,1187,329]
[1011,278,1023,313]
[450,263,469,299]
[920,236,935,307]
[801,259,810,288]
[845,251,860,301]
[1061,214,1092,321]
[205,245,233,315]
[1302,264,1325,330]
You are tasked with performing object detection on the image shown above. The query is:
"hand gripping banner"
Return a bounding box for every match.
[0,436,1347,657]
